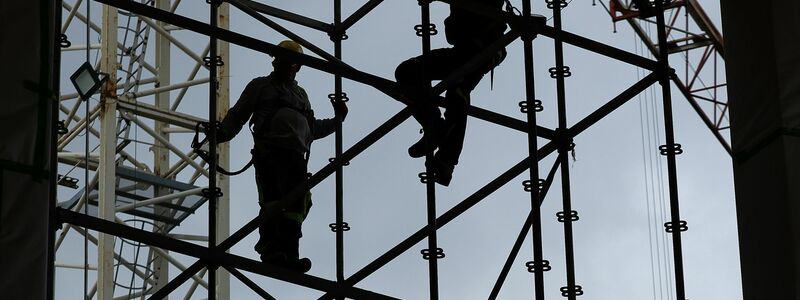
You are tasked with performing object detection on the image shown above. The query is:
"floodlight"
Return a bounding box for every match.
[69,61,103,100]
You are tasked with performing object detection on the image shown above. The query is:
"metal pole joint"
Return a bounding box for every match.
[512,14,546,42]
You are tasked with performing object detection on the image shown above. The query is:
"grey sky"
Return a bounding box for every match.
[55,0,739,299]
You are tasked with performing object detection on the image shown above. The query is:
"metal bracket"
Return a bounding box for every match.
[546,0,569,9]
[59,34,71,48]
[519,100,544,113]
[659,143,683,155]
[556,210,579,222]
[512,14,547,42]
[414,24,438,37]
[418,172,437,184]
[203,55,224,67]
[526,260,551,272]
[664,220,688,232]
[57,120,69,135]
[549,66,572,78]
[328,29,349,42]
[57,174,80,189]
[202,187,223,198]
[328,157,350,166]
[560,285,584,297]
[328,92,349,103]
[329,222,351,232]
[421,248,445,260]
[522,179,546,193]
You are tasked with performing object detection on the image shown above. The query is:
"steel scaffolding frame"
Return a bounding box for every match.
[51,0,694,299]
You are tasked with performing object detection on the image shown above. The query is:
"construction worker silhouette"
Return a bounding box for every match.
[395,0,507,186]
[215,40,348,272]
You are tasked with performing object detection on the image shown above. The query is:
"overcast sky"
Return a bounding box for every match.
[56,1,740,299]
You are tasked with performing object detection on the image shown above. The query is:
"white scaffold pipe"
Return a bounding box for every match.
[115,187,204,213]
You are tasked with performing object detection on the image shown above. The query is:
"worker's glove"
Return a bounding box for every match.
[332,100,348,122]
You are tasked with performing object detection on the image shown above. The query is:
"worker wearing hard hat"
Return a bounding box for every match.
[395,0,508,186]
[216,40,348,272]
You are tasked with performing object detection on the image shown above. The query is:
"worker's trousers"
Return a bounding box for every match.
[395,45,501,166]
[253,146,310,259]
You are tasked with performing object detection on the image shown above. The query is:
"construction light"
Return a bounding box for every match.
[69,61,104,100]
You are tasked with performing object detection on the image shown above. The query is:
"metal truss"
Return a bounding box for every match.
[52,0,695,299]
[602,0,730,154]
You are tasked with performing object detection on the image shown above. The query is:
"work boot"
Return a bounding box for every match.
[261,252,312,273]
[409,119,445,158]
[426,156,454,187]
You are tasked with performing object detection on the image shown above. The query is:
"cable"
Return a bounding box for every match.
[634,29,659,300]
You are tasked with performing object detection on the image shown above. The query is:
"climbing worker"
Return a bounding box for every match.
[395,0,508,186]
[214,40,348,272]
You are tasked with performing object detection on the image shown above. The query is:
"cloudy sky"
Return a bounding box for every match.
[56,0,740,299]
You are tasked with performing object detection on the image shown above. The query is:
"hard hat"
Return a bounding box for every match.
[277,40,303,54]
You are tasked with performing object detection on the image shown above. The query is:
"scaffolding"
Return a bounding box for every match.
[50,0,723,299]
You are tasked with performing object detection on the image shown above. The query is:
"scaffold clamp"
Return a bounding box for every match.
[560,285,584,297]
[659,143,683,156]
[522,179,546,192]
[328,157,350,166]
[57,120,68,135]
[203,55,224,67]
[414,24,438,37]
[417,172,433,183]
[526,260,551,273]
[549,66,572,78]
[59,34,71,48]
[512,14,547,42]
[328,92,349,103]
[556,210,579,222]
[328,28,349,41]
[421,248,445,260]
[202,187,223,198]
[546,0,569,9]
[329,222,351,232]
[519,100,544,113]
[664,220,688,232]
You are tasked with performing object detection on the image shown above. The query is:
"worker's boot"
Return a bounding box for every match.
[408,118,445,158]
[426,156,454,187]
[261,219,312,273]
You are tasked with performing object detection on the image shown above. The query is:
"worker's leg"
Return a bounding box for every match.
[434,47,505,185]
[253,147,308,262]
[396,48,473,157]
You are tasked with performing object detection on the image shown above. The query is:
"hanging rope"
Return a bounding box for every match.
[191,122,253,176]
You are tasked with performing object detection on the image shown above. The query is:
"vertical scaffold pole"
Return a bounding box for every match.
[332,1,347,300]
[208,1,220,299]
[653,1,686,299]
[98,3,118,299]
[551,1,580,299]
[418,1,441,299]
[521,0,546,299]
[215,3,231,299]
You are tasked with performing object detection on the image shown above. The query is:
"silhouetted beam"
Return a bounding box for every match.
[437,0,660,71]
[569,72,659,136]
[489,157,561,300]
[92,0,398,95]
[538,25,659,71]
[235,0,331,32]
[57,208,399,300]
[318,71,660,300]
[225,266,277,300]
[340,0,383,31]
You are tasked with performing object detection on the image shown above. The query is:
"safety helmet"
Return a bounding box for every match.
[277,40,303,54]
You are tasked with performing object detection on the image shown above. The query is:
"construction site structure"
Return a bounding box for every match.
[10,0,788,299]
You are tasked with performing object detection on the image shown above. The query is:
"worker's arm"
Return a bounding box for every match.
[312,100,347,140]
[217,78,262,143]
